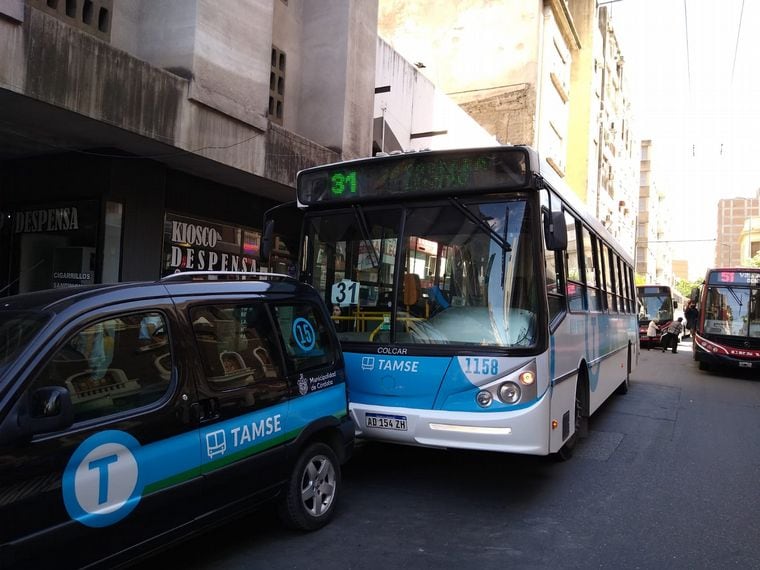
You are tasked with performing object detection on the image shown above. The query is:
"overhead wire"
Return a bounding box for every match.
[730,0,745,85]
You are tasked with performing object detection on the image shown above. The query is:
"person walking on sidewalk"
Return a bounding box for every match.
[661,317,684,353]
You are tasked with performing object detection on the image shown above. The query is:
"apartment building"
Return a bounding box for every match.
[716,191,760,267]
[636,139,671,283]
[0,0,378,294]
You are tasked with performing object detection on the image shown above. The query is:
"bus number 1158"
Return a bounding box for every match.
[464,357,499,375]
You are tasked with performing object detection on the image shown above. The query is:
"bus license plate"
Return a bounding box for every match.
[366,413,407,431]
[739,361,751,368]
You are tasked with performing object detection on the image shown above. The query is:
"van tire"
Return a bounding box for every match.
[278,442,341,531]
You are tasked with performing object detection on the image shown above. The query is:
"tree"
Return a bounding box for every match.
[675,278,702,301]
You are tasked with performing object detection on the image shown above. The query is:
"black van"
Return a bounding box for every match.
[0,272,353,569]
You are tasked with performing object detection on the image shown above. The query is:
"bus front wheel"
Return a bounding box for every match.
[555,378,587,462]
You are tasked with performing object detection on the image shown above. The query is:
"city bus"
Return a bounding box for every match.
[267,146,639,459]
[636,285,681,347]
[693,267,760,371]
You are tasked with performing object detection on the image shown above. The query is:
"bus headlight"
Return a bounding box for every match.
[476,390,493,408]
[471,360,538,407]
[498,382,521,404]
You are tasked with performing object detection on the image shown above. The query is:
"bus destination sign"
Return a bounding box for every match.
[708,270,760,286]
[296,148,529,205]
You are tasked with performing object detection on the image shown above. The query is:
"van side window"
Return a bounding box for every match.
[271,303,335,374]
[190,303,284,389]
[32,312,172,423]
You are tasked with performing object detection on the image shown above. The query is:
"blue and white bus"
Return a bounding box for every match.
[273,146,638,459]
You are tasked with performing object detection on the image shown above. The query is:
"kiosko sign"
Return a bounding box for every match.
[163,213,260,274]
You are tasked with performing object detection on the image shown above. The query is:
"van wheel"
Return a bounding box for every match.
[555,380,587,462]
[278,442,341,531]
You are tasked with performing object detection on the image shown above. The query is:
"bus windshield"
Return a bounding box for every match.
[703,285,760,338]
[305,198,539,349]
[637,289,673,324]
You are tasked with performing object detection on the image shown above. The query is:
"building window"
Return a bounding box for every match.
[269,46,286,125]
[32,0,112,41]
[82,0,93,24]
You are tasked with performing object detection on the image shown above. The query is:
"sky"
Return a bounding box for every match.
[608,0,760,278]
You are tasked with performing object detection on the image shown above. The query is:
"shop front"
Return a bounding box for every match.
[0,154,292,297]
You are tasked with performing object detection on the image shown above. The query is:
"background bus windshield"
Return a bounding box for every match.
[637,288,674,324]
[306,199,538,349]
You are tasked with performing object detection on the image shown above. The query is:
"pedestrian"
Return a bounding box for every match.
[660,317,684,354]
[684,302,698,337]
[646,319,658,350]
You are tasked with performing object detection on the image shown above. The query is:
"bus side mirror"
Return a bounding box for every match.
[260,219,274,261]
[673,301,679,309]
[544,211,567,251]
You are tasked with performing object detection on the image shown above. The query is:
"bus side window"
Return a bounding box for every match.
[564,212,585,312]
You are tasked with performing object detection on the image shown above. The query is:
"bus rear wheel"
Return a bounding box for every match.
[616,348,631,395]
[555,380,587,462]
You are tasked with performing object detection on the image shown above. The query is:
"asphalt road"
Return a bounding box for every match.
[141,337,760,569]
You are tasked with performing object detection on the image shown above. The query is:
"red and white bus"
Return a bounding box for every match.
[693,268,760,371]
[636,285,681,348]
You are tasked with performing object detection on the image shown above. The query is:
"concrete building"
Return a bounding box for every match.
[0,0,378,294]
[373,37,497,154]
[671,259,689,281]
[377,0,638,254]
[716,191,760,267]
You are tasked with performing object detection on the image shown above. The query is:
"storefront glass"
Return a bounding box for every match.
[3,201,100,294]
[162,212,261,276]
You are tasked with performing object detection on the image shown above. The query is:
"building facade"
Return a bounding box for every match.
[716,191,760,267]
[592,6,638,254]
[0,0,378,295]
[636,139,672,284]
[373,37,496,154]
[377,0,638,254]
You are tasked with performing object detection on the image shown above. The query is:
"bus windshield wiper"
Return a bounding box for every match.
[352,204,379,267]
[449,197,512,252]
[725,286,743,307]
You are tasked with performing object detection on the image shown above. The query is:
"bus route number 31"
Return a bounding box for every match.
[331,278,359,306]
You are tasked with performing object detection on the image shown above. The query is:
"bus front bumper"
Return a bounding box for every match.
[693,339,760,370]
[349,391,552,455]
